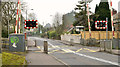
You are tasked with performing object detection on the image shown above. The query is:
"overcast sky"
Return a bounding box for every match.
[22,0,120,26]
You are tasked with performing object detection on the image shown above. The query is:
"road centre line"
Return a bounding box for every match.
[48,42,119,66]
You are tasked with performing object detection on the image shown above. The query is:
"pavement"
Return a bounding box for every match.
[26,51,65,65]
[25,38,66,66]
[26,37,120,66]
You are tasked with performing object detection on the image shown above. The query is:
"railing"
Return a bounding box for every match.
[1,38,9,48]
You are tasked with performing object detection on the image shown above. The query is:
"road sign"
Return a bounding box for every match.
[76,26,84,32]
[95,21,107,29]
[24,20,38,29]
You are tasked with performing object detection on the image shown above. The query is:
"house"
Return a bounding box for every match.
[62,11,75,32]
[113,12,120,31]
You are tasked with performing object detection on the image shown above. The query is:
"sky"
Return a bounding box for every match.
[22,0,120,26]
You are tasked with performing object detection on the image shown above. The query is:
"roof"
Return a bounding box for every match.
[113,12,120,19]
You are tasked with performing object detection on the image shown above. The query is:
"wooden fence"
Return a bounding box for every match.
[81,31,120,40]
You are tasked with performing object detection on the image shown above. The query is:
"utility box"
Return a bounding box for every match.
[9,34,25,52]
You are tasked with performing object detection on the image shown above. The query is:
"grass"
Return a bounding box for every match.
[2,52,27,66]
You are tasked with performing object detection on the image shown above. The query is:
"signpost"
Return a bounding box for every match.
[24,20,38,39]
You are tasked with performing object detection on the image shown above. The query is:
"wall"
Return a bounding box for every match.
[61,31,120,44]
[61,33,81,43]
[81,31,120,40]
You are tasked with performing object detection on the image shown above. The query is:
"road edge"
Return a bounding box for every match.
[49,54,70,67]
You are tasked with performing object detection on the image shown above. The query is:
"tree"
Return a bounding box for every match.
[52,12,63,39]
[92,0,111,31]
[53,13,62,27]
[73,0,92,29]
[1,1,26,37]
[53,12,63,33]
[28,13,36,20]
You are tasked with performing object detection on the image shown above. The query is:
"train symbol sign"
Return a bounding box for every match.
[10,36,19,48]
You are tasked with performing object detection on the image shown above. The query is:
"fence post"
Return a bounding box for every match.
[44,41,48,54]
[84,31,86,46]
[104,40,106,51]
[110,40,112,53]
[99,31,100,40]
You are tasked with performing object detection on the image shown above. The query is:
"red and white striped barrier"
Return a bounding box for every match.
[15,0,21,34]
[15,0,20,34]
[87,4,91,38]
[110,0,114,38]
[24,20,38,29]
[18,0,21,34]
[95,21,107,29]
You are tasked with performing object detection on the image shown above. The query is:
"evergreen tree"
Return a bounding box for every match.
[92,0,112,31]
[73,0,92,28]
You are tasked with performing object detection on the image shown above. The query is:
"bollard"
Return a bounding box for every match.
[44,41,48,54]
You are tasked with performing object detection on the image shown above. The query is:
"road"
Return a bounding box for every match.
[27,37,120,67]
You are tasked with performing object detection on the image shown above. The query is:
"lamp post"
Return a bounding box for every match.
[24,9,33,39]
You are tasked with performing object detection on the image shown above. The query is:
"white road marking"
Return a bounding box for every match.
[48,42,119,66]
[28,37,119,66]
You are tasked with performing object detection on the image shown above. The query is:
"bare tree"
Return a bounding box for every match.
[28,13,36,20]
[53,12,62,28]
[1,1,26,37]
[52,12,63,39]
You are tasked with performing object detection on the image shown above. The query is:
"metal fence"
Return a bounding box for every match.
[100,39,120,53]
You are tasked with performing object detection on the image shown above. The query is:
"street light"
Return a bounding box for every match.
[23,9,34,33]
[26,9,34,20]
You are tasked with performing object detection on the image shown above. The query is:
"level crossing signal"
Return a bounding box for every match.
[24,20,38,29]
[95,21,107,29]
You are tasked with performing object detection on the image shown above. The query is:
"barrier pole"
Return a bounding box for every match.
[15,0,20,34]
[18,0,21,34]
[110,0,114,39]
[87,4,91,39]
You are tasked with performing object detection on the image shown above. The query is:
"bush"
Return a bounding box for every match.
[49,31,57,39]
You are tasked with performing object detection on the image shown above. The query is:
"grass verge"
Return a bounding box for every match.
[2,52,26,66]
